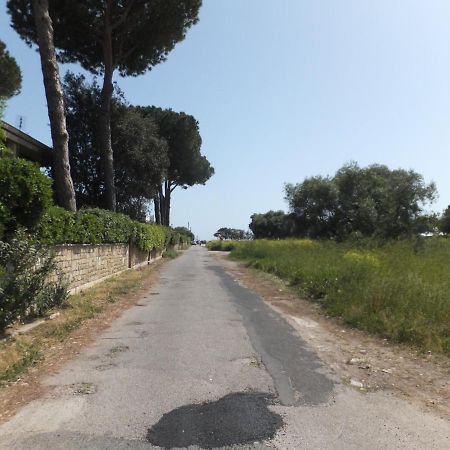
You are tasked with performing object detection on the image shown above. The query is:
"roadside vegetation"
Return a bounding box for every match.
[162,249,181,259]
[0,264,157,385]
[0,149,191,334]
[208,162,450,356]
[0,1,201,386]
[209,238,450,356]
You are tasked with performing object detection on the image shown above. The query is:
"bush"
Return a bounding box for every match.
[0,231,68,333]
[36,206,187,252]
[135,221,167,251]
[0,156,53,238]
[162,249,179,259]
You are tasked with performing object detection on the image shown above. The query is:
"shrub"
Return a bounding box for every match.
[162,249,179,259]
[166,230,191,248]
[36,206,76,244]
[0,231,68,333]
[135,222,167,251]
[0,156,52,238]
[36,206,183,252]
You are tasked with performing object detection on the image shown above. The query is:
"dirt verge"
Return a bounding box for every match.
[215,252,450,421]
[0,259,166,424]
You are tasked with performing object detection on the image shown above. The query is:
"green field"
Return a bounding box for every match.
[207,238,450,355]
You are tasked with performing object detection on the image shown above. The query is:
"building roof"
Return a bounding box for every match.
[1,120,53,167]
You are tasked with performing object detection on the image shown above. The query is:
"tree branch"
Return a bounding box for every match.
[112,0,137,30]
[118,42,139,64]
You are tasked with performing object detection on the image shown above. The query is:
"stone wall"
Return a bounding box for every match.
[53,243,162,293]
[129,244,150,268]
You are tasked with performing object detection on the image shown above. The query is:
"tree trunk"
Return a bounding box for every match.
[154,194,161,224]
[164,180,171,226]
[99,1,116,211]
[33,0,76,212]
[158,184,166,226]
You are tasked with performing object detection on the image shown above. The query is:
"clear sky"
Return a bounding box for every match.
[2,0,450,239]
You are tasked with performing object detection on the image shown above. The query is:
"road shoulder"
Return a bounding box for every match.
[213,252,450,422]
[0,260,166,425]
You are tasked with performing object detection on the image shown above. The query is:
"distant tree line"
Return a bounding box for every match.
[250,163,441,240]
[214,227,252,240]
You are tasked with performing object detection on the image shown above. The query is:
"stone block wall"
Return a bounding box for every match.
[129,244,150,268]
[53,244,130,292]
[51,243,166,293]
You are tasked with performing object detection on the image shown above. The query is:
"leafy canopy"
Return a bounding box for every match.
[8,0,202,76]
[0,156,53,238]
[0,39,22,99]
[63,73,168,219]
[284,162,436,239]
[249,211,296,239]
[214,228,251,240]
[138,106,214,189]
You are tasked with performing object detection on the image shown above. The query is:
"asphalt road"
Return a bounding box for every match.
[0,247,449,449]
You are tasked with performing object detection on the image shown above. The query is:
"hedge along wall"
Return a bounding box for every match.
[36,207,190,293]
[37,207,171,251]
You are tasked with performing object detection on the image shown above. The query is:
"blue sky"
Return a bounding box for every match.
[2,0,450,239]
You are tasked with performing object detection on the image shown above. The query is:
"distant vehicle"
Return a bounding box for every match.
[191,240,197,245]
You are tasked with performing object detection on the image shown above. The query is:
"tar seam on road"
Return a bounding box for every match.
[207,264,335,406]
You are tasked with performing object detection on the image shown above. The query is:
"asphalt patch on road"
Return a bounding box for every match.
[208,265,335,406]
[146,392,283,449]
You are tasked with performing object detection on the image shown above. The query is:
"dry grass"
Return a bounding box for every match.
[0,264,160,386]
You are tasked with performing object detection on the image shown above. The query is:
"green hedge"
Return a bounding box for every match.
[0,153,191,251]
[36,207,190,252]
[0,155,53,238]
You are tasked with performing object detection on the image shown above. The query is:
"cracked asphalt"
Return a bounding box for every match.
[0,247,449,449]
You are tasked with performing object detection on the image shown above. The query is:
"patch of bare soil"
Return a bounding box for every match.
[215,253,450,421]
[0,260,165,425]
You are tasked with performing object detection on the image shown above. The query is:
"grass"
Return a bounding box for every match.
[162,249,180,259]
[209,238,450,356]
[0,341,41,384]
[0,265,157,385]
[206,240,237,251]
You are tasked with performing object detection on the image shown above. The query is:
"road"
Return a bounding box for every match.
[0,247,449,449]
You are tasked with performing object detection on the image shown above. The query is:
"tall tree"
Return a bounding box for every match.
[31,0,76,211]
[114,108,168,220]
[249,211,296,239]
[285,163,436,239]
[440,206,450,234]
[63,74,168,220]
[8,0,202,211]
[139,107,214,226]
[0,40,22,99]
[285,176,339,238]
[213,228,250,240]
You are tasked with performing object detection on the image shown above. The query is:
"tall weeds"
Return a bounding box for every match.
[220,238,450,355]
